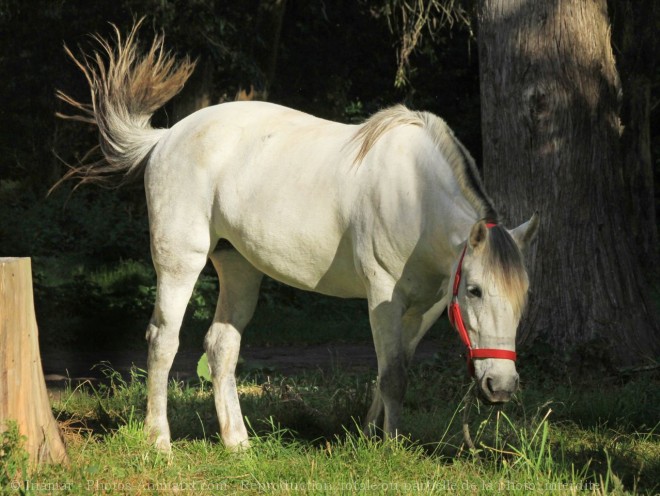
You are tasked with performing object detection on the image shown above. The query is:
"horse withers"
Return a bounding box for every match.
[56,21,539,451]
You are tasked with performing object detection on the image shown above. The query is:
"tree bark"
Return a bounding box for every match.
[0,258,68,465]
[477,0,659,368]
[609,0,658,270]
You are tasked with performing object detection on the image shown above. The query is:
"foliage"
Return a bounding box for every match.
[383,0,473,87]
[33,258,155,350]
[0,421,28,492]
[196,353,212,382]
[28,253,373,351]
[0,182,149,261]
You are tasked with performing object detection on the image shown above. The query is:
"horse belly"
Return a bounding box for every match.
[225,222,365,298]
[214,167,364,298]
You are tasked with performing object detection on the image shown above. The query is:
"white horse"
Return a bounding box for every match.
[57,23,539,451]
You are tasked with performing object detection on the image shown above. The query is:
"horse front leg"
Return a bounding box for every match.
[364,287,408,438]
[363,293,449,436]
[363,388,384,435]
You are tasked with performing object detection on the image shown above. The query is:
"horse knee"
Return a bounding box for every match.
[204,324,240,354]
[145,321,158,342]
[204,324,242,376]
[146,321,180,363]
[147,319,178,343]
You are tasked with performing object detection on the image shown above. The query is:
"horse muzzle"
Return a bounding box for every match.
[477,370,519,404]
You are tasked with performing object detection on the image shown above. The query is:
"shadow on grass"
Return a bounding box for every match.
[51,359,660,493]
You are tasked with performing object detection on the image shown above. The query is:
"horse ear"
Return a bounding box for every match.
[510,212,540,251]
[469,220,489,250]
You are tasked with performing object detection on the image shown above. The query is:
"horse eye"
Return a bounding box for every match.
[467,285,482,298]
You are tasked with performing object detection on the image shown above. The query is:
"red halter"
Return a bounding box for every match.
[448,223,517,376]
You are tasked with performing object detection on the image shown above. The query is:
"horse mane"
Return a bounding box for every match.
[352,105,424,163]
[352,105,498,222]
[352,107,529,314]
[484,225,529,319]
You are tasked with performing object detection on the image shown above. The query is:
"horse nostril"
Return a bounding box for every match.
[486,377,495,395]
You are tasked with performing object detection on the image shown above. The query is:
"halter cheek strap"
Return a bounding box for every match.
[448,223,517,377]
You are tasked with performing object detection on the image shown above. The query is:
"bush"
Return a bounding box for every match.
[0,421,28,491]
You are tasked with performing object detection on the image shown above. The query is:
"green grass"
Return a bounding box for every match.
[7,365,656,495]
[18,259,660,493]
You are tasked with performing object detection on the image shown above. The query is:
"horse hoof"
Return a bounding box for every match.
[224,438,251,452]
[145,425,172,452]
[153,435,172,453]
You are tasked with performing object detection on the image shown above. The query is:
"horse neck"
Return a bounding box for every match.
[426,168,483,275]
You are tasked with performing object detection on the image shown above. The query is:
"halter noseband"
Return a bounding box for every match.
[448,223,517,377]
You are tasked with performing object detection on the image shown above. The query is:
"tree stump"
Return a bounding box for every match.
[0,257,68,465]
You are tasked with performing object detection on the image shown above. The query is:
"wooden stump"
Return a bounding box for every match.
[0,257,68,465]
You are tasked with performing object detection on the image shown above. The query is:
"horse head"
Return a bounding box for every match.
[450,214,539,404]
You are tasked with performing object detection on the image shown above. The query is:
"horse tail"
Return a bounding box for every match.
[53,19,195,189]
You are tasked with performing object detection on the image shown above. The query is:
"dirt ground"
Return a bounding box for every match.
[42,339,446,386]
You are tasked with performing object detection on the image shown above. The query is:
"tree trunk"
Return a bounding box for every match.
[609,0,658,271]
[477,0,659,368]
[0,258,68,465]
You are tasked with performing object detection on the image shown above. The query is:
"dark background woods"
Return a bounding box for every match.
[0,1,657,371]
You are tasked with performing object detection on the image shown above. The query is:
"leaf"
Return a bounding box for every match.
[197,353,212,382]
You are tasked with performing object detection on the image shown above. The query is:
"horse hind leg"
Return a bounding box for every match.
[205,248,263,450]
[144,243,209,452]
